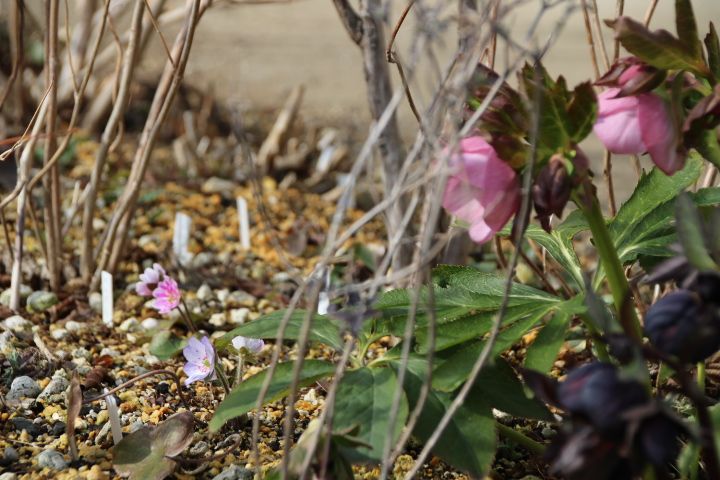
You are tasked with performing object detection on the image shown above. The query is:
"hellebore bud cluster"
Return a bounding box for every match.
[526,363,686,480]
[644,290,720,363]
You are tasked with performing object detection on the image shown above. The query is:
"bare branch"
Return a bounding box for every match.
[331,0,363,45]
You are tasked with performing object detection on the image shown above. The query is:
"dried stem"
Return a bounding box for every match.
[80,0,145,281]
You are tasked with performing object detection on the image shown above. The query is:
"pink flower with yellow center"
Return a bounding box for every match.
[152,277,181,315]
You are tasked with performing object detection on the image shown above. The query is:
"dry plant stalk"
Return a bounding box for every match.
[91,0,208,290]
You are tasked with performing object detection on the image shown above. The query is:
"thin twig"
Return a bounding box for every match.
[643,0,659,27]
[0,0,24,112]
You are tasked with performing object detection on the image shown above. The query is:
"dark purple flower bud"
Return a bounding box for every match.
[644,290,720,363]
[533,155,572,232]
[636,412,686,468]
[558,363,648,433]
[547,426,634,480]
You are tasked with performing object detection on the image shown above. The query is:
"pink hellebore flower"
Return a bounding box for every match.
[152,277,181,315]
[594,88,683,175]
[183,336,216,386]
[231,336,265,355]
[135,263,166,297]
[442,136,521,244]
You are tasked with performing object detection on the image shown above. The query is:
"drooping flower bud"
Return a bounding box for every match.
[635,412,686,468]
[532,155,572,232]
[644,290,720,363]
[557,362,648,433]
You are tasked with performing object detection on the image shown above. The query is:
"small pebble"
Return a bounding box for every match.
[226,290,256,307]
[0,331,13,353]
[37,370,69,402]
[229,308,250,325]
[51,421,66,437]
[100,347,119,357]
[189,441,209,456]
[141,318,159,330]
[65,320,85,333]
[50,328,69,340]
[26,291,59,312]
[11,417,42,437]
[197,283,213,301]
[89,292,102,313]
[2,315,32,333]
[7,376,41,404]
[119,318,140,333]
[212,465,253,480]
[0,473,18,480]
[3,447,19,463]
[0,284,31,306]
[37,449,68,470]
[209,313,227,327]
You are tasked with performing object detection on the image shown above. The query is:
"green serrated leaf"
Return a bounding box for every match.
[215,310,344,351]
[525,308,572,374]
[675,193,718,270]
[333,367,407,461]
[611,154,703,262]
[391,356,496,476]
[675,0,702,59]
[607,16,709,77]
[149,331,187,360]
[565,82,597,142]
[209,360,336,432]
[705,22,720,80]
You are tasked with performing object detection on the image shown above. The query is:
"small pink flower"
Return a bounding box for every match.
[183,336,216,386]
[152,277,181,314]
[231,336,265,355]
[594,88,684,175]
[442,136,521,244]
[135,263,166,297]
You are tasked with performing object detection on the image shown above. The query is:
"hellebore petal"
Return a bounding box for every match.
[594,89,646,154]
[442,136,520,244]
[637,94,683,175]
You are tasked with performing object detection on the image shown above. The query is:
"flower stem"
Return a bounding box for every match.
[578,195,642,340]
[495,422,546,456]
[215,362,232,396]
[178,298,198,332]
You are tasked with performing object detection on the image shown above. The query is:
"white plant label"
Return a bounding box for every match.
[236,197,251,251]
[173,212,192,265]
[104,388,123,444]
[101,271,113,327]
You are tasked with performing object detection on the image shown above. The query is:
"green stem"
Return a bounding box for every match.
[215,362,232,396]
[578,196,642,340]
[698,362,707,392]
[495,422,546,457]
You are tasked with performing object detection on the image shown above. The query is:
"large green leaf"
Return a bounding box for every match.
[706,22,720,80]
[676,193,718,270]
[501,211,587,290]
[675,0,702,59]
[431,297,583,392]
[524,307,572,374]
[209,360,336,431]
[333,367,408,462]
[215,310,344,351]
[610,154,703,263]
[390,356,496,476]
[376,266,562,353]
[607,16,709,77]
[615,186,720,264]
